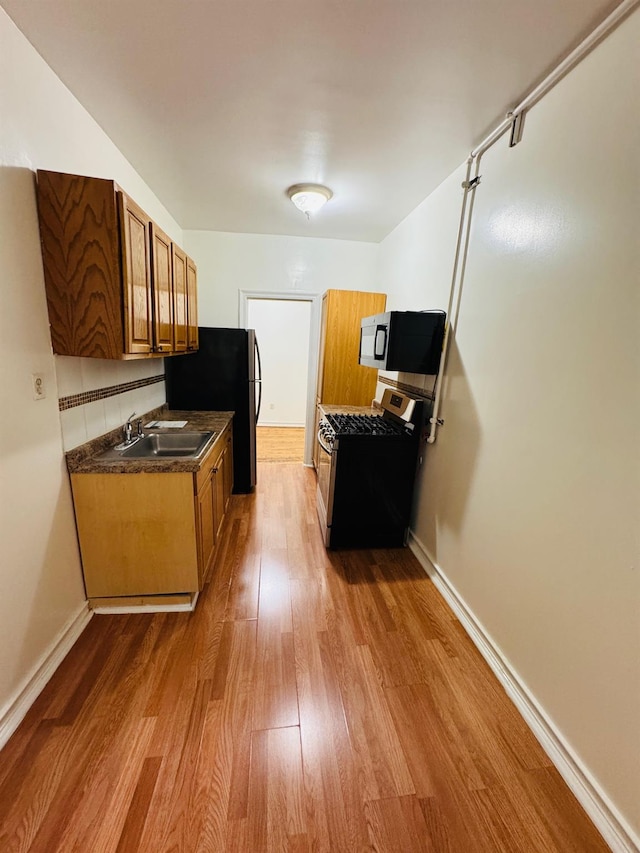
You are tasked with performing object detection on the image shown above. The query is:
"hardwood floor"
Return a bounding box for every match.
[0,463,610,852]
[256,427,305,462]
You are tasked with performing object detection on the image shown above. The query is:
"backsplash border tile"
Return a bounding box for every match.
[59,374,165,411]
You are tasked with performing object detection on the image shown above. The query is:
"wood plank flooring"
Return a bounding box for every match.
[256,427,305,462]
[0,463,610,852]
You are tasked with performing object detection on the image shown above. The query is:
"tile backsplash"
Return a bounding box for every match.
[59,375,164,411]
[56,356,167,451]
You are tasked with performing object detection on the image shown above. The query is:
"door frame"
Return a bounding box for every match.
[239,290,321,466]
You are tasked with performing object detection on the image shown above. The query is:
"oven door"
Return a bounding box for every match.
[316,431,337,547]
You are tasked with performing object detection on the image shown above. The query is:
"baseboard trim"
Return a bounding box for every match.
[0,603,92,750]
[256,423,306,429]
[408,532,639,853]
[91,590,199,614]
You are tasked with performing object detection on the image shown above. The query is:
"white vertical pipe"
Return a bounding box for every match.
[427,157,474,443]
[427,0,639,443]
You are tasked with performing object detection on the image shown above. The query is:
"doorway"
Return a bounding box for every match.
[239,291,321,466]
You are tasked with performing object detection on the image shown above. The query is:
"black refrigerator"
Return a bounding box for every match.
[165,327,261,493]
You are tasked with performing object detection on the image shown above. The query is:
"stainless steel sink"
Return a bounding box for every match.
[99,431,216,460]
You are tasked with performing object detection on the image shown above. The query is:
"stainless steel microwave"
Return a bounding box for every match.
[359,310,446,374]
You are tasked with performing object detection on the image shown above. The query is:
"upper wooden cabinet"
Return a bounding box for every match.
[150,222,175,354]
[36,170,198,359]
[119,193,154,354]
[317,289,387,405]
[186,256,199,351]
[172,244,188,353]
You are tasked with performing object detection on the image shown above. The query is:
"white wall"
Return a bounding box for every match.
[247,299,312,426]
[183,230,380,327]
[0,9,182,730]
[378,10,640,845]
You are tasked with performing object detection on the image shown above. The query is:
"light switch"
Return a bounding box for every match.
[32,373,46,400]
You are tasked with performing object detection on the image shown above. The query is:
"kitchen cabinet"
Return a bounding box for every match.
[195,425,233,586]
[149,222,175,353]
[70,423,233,605]
[172,244,188,352]
[36,170,198,359]
[317,289,387,405]
[119,192,154,354]
[314,289,386,469]
[186,256,199,351]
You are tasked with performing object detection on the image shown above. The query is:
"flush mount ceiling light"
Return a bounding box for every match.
[287,183,333,219]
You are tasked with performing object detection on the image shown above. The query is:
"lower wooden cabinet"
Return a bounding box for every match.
[195,426,233,587]
[70,424,233,604]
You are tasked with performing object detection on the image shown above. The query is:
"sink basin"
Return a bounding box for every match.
[99,431,216,460]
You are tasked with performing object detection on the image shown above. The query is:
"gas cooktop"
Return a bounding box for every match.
[325,412,407,437]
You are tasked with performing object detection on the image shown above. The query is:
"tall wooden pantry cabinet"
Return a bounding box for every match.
[313,289,387,466]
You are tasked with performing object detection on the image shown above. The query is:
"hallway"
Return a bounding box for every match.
[0,463,609,851]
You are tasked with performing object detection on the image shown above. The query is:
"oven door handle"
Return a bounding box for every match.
[317,431,333,455]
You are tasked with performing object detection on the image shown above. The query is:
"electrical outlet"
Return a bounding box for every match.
[32,373,46,400]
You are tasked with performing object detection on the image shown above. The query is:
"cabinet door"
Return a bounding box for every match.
[214,464,225,539]
[208,437,227,541]
[119,193,154,355]
[71,472,199,597]
[150,223,174,353]
[38,172,125,358]
[222,433,233,512]
[186,257,199,351]
[196,470,216,588]
[172,245,188,352]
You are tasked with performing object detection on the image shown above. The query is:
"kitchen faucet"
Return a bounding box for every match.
[122,412,143,444]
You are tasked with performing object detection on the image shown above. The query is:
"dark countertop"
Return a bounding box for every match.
[66,407,234,474]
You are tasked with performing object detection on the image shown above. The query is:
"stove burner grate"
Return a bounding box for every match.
[325,413,407,437]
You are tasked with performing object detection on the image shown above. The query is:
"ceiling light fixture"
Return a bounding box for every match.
[287,183,333,219]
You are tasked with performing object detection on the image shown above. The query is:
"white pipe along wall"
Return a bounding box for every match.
[428,0,640,445]
[378,6,639,851]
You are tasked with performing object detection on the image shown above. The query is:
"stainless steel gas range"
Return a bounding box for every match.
[316,388,424,548]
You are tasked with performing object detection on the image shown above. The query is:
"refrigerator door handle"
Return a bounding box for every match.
[254,336,262,424]
[255,336,262,381]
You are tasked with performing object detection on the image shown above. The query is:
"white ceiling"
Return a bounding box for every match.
[2,0,621,242]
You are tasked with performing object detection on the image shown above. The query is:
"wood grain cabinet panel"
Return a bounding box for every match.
[70,472,199,598]
[119,193,154,354]
[36,170,198,359]
[36,171,125,358]
[195,427,233,585]
[172,245,188,352]
[196,472,216,589]
[70,423,234,605]
[150,223,175,353]
[221,430,234,515]
[317,289,387,405]
[186,256,199,351]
